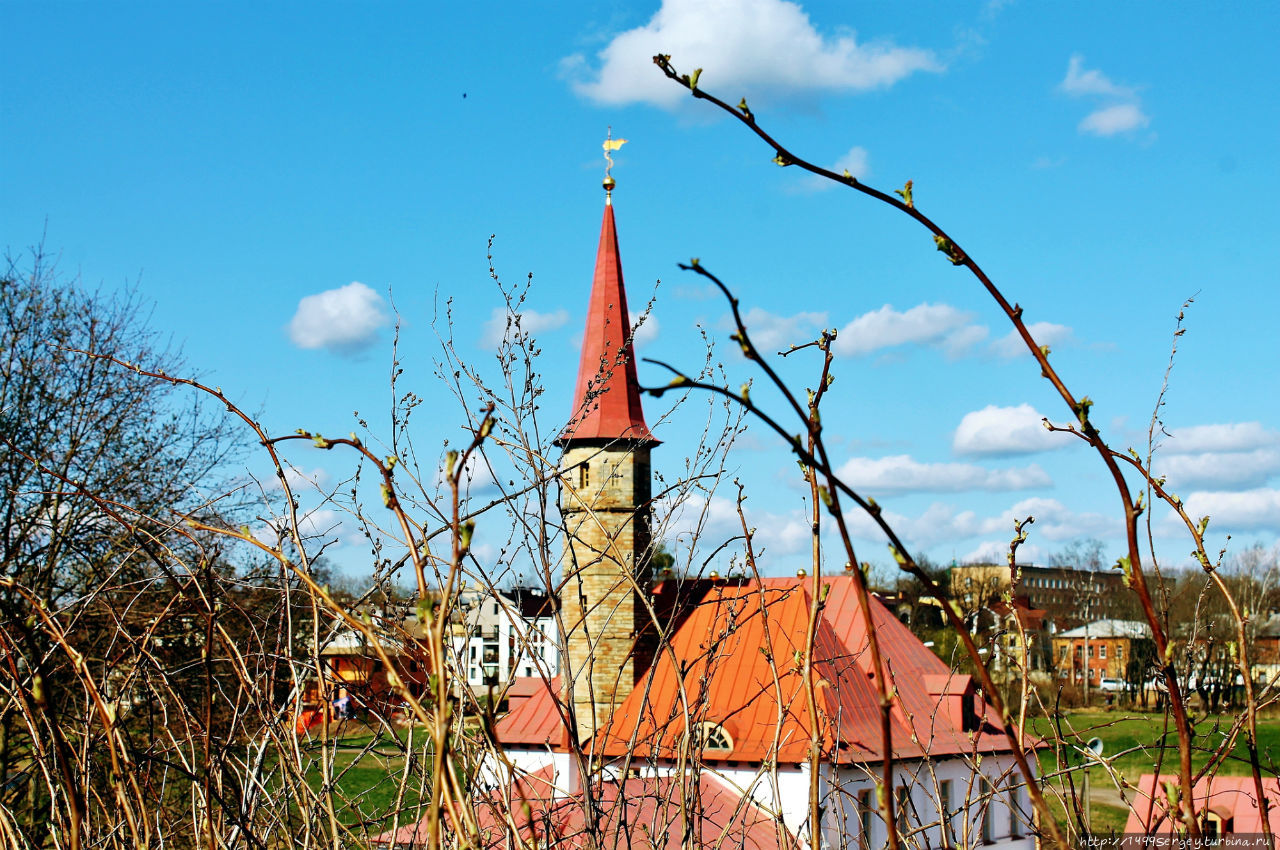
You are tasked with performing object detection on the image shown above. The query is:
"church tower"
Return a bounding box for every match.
[556,168,657,745]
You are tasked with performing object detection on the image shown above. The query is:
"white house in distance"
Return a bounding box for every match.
[378,170,1041,849]
[449,586,559,689]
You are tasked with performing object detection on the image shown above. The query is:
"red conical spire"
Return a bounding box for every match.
[557,188,656,445]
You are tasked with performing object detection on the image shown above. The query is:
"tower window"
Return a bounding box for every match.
[578,462,589,489]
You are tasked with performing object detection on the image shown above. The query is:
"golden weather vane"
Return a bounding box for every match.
[603,126,628,191]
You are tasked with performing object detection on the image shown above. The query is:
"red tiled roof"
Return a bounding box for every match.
[506,676,549,699]
[557,197,655,445]
[498,576,1020,764]
[495,676,567,748]
[375,767,793,849]
[1125,774,1280,836]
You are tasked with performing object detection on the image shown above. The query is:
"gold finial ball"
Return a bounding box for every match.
[603,176,616,192]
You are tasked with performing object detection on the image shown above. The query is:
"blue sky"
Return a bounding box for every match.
[4,1,1278,581]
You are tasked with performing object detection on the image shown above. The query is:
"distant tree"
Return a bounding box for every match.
[0,249,243,843]
[0,249,240,604]
[1049,538,1106,571]
[1125,638,1159,708]
[650,541,676,574]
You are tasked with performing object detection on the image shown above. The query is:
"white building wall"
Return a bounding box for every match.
[448,592,561,688]
[827,755,1037,850]
[489,747,1039,850]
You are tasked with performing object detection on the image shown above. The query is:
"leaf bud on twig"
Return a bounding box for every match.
[933,235,965,265]
[894,179,914,208]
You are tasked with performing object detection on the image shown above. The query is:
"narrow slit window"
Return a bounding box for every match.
[578,462,589,489]
[858,789,874,850]
[940,780,953,847]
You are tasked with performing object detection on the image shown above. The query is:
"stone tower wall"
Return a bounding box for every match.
[559,442,652,744]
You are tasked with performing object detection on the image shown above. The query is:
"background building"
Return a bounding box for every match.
[1052,619,1153,687]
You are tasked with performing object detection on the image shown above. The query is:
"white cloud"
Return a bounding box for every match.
[941,323,991,357]
[799,145,870,192]
[435,453,500,500]
[1156,448,1280,490]
[962,539,1045,566]
[836,454,1051,494]
[1163,422,1280,455]
[256,507,364,548]
[481,307,570,349]
[658,493,812,563]
[1177,489,1280,533]
[833,303,982,357]
[1059,55,1150,139]
[1145,423,1280,489]
[632,315,660,349]
[1060,54,1133,99]
[989,321,1074,359]
[739,306,827,352]
[866,496,1114,553]
[567,0,941,109]
[953,403,1068,457]
[288,282,389,353]
[1079,103,1149,137]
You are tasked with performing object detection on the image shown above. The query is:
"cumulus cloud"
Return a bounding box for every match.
[833,303,983,357]
[288,282,389,353]
[1177,489,1280,532]
[1060,55,1133,99]
[799,145,870,192]
[264,466,333,492]
[953,403,1068,457]
[481,307,570,349]
[658,493,812,563]
[1079,103,1149,136]
[868,496,1114,553]
[1156,448,1280,490]
[632,315,660,349]
[435,453,500,500]
[963,539,1045,566]
[739,306,827,352]
[990,321,1074,359]
[256,507,364,548]
[836,454,1051,494]
[1163,422,1280,455]
[1148,423,1280,489]
[566,0,941,108]
[1059,54,1150,139]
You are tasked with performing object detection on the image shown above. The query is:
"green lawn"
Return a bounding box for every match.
[284,711,1280,841]
[1026,710,1280,836]
[1028,710,1280,784]
[294,724,435,841]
